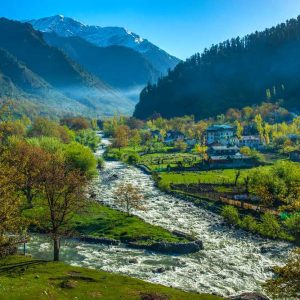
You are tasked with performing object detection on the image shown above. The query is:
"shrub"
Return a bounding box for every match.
[221,205,240,225]
[97,157,105,169]
[241,215,258,232]
[284,214,300,241]
[258,213,282,239]
[126,153,140,165]
[158,181,170,192]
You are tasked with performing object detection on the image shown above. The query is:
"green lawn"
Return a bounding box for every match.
[158,169,253,187]
[140,153,201,171]
[0,255,224,300]
[24,201,187,245]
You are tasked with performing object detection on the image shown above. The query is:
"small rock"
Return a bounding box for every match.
[128,258,138,264]
[34,275,39,279]
[153,267,166,274]
[60,280,77,289]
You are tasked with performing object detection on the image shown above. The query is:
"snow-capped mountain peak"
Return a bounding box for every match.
[26,15,180,74]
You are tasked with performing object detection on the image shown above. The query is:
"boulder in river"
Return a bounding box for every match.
[128,258,138,264]
[153,267,166,273]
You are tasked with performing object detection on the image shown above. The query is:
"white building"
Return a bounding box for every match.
[206,125,237,146]
[239,136,261,149]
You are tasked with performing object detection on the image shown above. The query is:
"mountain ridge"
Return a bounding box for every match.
[43,32,160,96]
[134,15,300,120]
[0,18,133,117]
[26,15,180,75]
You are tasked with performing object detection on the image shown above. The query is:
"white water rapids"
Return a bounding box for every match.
[25,136,292,297]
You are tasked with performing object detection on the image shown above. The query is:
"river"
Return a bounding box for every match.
[25,136,292,297]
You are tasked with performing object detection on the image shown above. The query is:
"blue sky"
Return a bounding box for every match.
[2,0,300,59]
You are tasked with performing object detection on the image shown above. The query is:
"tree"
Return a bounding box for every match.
[234,120,243,140]
[234,169,241,186]
[129,129,141,150]
[40,153,87,261]
[194,144,208,160]
[254,114,264,141]
[264,123,271,144]
[114,183,144,216]
[0,162,25,255]
[174,140,187,152]
[4,139,48,206]
[264,248,300,299]
[75,129,100,151]
[113,125,130,150]
[60,117,90,131]
[29,118,72,143]
[64,142,97,178]
[0,120,26,145]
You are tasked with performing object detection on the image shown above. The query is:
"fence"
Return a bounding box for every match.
[219,197,279,215]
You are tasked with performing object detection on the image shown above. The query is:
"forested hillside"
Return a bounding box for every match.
[134,16,300,120]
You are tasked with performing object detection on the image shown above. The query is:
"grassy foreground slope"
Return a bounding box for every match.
[24,201,188,245]
[0,256,223,300]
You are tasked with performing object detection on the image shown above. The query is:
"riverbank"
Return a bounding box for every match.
[23,200,203,254]
[0,255,223,300]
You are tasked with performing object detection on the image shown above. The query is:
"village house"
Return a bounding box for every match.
[206,125,237,146]
[150,130,163,141]
[208,145,240,156]
[290,149,300,162]
[288,134,300,144]
[206,145,253,168]
[239,135,262,149]
[185,138,197,147]
[164,130,185,145]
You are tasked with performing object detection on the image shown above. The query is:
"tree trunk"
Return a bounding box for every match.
[26,188,33,208]
[53,237,60,261]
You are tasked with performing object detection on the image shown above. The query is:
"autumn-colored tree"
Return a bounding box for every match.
[0,120,26,145]
[129,129,141,149]
[264,248,300,299]
[29,118,72,143]
[234,120,243,140]
[240,146,251,156]
[0,162,25,256]
[60,117,90,131]
[264,123,271,144]
[194,144,208,160]
[114,183,144,216]
[254,114,264,141]
[40,153,87,261]
[0,99,15,122]
[4,140,48,206]
[193,121,208,144]
[174,140,187,152]
[113,125,130,149]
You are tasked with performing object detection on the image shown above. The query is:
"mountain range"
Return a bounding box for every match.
[134,16,300,120]
[27,15,180,77]
[0,18,134,117]
[0,16,180,117]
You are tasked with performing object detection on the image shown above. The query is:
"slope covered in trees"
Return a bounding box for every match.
[134,16,300,120]
[0,18,132,116]
[43,32,160,92]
